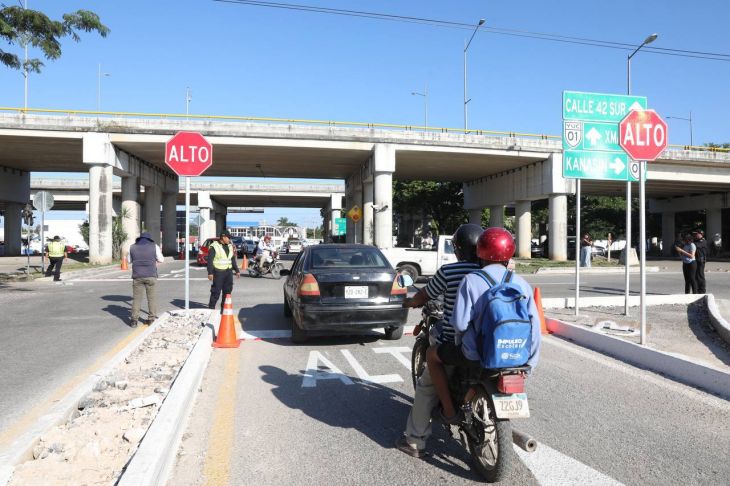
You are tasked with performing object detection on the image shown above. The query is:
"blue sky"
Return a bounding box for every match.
[3,0,729,223]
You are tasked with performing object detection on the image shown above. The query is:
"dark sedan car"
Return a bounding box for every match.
[282,244,409,343]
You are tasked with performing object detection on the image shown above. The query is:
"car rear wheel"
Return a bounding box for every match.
[398,264,419,283]
[291,319,307,344]
[384,326,404,340]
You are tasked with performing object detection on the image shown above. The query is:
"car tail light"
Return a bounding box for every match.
[497,374,525,394]
[391,276,407,295]
[298,274,320,296]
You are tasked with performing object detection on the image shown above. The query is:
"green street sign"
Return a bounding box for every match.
[563,150,632,181]
[333,217,347,236]
[563,121,622,152]
[563,91,647,123]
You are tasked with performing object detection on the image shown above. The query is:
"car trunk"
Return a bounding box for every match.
[313,270,394,304]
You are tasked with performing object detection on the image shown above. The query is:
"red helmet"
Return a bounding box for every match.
[477,227,515,262]
[263,234,272,242]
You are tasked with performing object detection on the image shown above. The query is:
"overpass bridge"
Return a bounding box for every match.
[1,109,729,263]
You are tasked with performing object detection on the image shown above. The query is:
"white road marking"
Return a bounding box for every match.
[513,443,624,485]
[301,351,354,388]
[372,347,412,370]
[340,350,402,384]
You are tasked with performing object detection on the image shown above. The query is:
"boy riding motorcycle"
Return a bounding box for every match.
[426,227,542,424]
[255,234,276,269]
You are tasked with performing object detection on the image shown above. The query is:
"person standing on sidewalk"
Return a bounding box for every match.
[675,234,698,294]
[44,235,67,281]
[128,232,164,328]
[580,233,593,267]
[207,230,240,311]
[693,230,708,293]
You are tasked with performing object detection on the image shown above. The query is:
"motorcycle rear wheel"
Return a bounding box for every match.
[271,263,282,279]
[466,387,513,483]
[410,335,428,390]
[248,267,261,278]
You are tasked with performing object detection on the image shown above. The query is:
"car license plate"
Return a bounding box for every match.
[344,286,368,299]
[492,393,530,419]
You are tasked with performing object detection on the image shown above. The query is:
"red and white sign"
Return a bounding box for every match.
[619,109,668,162]
[165,131,213,177]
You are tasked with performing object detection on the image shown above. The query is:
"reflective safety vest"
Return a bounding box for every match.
[48,241,65,258]
[210,241,233,270]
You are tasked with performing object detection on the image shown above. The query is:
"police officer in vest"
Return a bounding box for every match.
[128,232,164,328]
[207,230,240,311]
[44,235,68,281]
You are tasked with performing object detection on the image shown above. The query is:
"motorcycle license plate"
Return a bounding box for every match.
[492,393,530,419]
[344,286,368,299]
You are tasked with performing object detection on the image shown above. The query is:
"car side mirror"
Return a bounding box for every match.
[280,269,291,277]
[397,274,414,288]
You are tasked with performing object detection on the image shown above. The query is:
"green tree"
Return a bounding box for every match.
[1,5,109,73]
[79,220,89,245]
[393,180,467,235]
[277,216,297,227]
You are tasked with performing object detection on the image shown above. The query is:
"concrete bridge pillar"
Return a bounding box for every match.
[121,176,141,258]
[489,205,504,228]
[516,200,532,259]
[373,144,395,249]
[215,211,226,237]
[707,208,722,248]
[468,208,483,226]
[329,193,343,241]
[88,164,114,264]
[363,180,374,245]
[162,192,177,255]
[661,212,675,257]
[143,185,162,244]
[3,203,23,256]
[548,194,568,261]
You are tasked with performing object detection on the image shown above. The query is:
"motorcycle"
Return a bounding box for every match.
[248,250,283,279]
[411,299,444,389]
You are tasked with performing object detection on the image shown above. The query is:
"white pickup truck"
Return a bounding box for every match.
[381,235,457,280]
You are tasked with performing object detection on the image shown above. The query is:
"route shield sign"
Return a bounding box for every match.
[562,121,621,152]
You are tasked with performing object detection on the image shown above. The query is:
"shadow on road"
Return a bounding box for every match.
[170,298,209,309]
[687,300,730,367]
[101,294,131,302]
[101,303,130,324]
[258,365,480,481]
[238,303,289,332]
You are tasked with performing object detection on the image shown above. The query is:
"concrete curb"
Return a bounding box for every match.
[541,293,703,310]
[535,266,659,275]
[704,294,730,346]
[117,309,218,486]
[0,314,168,486]
[546,317,730,400]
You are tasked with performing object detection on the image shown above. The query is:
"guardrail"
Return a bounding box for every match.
[3,107,728,155]
[30,178,344,193]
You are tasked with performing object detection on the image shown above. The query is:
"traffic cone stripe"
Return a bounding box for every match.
[213,293,240,348]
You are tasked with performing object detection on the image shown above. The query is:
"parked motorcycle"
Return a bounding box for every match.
[248,250,283,279]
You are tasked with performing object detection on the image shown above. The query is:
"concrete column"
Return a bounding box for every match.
[330,193,343,240]
[199,207,213,242]
[89,164,114,264]
[548,194,568,261]
[489,205,504,228]
[468,208,482,226]
[661,212,675,257]
[4,203,22,256]
[374,171,393,248]
[363,180,374,245]
[353,187,363,244]
[516,200,532,259]
[215,211,226,236]
[707,208,722,243]
[121,176,140,258]
[162,193,177,255]
[143,185,162,244]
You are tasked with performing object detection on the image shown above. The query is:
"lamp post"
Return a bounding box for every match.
[667,112,694,147]
[186,86,192,118]
[624,32,658,316]
[411,82,428,129]
[97,63,111,111]
[464,18,485,133]
[22,0,28,110]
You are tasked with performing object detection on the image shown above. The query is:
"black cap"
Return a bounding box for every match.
[53,235,61,241]
[219,230,232,238]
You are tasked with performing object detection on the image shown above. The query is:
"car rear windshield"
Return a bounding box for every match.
[310,247,389,269]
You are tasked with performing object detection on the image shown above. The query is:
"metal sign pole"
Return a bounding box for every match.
[639,161,647,345]
[40,197,45,272]
[624,181,631,315]
[575,179,581,316]
[185,176,190,310]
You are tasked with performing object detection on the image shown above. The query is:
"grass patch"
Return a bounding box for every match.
[514,256,622,273]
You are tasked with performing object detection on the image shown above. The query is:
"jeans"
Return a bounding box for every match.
[580,246,592,267]
[696,260,706,293]
[131,277,158,322]
[45,257,64,280]
[209,269,233,310]
[682,261,698,294]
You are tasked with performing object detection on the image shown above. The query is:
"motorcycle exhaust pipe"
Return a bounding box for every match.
[512,428,537,453]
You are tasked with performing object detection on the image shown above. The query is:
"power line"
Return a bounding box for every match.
[213,0,730,62]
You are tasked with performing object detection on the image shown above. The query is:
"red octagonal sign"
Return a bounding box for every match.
[619,109,668,162]
[165,131,213,177]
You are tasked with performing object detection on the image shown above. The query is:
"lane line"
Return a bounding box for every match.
[513,443,624,485]
[238,325,417,341]
[0,324,148,448]
[202,350,240,486]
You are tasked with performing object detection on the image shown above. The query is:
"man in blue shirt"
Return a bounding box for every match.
[426,227,542,423]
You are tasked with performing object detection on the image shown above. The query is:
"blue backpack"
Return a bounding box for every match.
[473,270,533,369]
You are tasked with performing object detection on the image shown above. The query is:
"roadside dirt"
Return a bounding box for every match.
[547,303,730,372]
[8,310,208,486]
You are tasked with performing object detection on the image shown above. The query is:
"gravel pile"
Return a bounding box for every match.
[8,310,209,486]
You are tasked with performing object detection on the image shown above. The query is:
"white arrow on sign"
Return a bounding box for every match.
[629,101,643,111]
[585,127,602,146]
[610,157,625,175]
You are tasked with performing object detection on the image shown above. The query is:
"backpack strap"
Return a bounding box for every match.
[475,270,498,288]
[502,270,514,284]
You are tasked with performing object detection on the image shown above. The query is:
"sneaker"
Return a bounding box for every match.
[395,436,428,458]
[129,319,138,328]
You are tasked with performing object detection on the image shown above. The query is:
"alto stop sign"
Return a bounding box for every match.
[165,131,213,176]
[619,109,668,161]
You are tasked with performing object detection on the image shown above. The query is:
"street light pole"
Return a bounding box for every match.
[411,82,428,129]
[667,112,694,146]
[186,86,192,118]
[23,0,28,110]
[624,33,658,316]
[464,18,485,133]
[97,63,110,111]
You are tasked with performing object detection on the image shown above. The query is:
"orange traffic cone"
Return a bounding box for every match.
[533,287,550,335]
[121,255,129,271]
[242,255,249,271]
[213,294,240,348]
